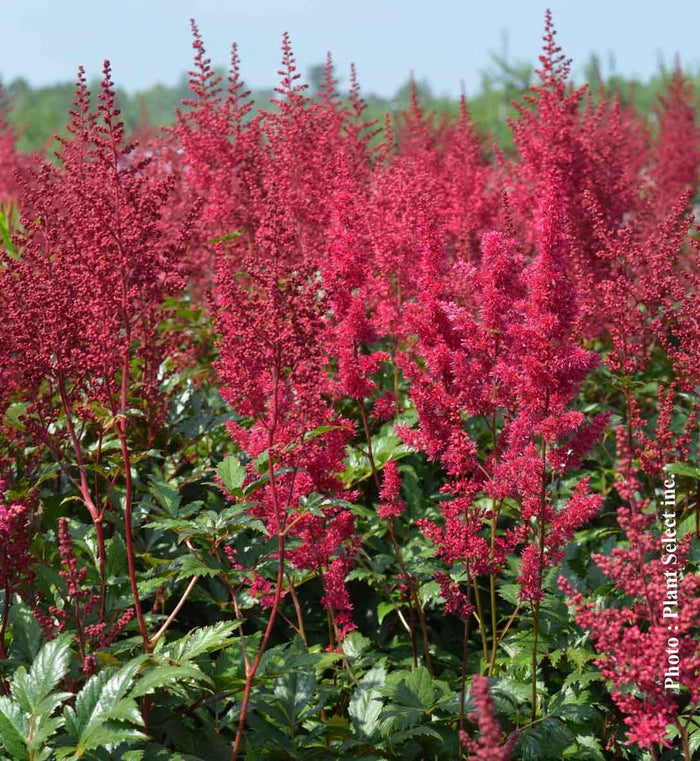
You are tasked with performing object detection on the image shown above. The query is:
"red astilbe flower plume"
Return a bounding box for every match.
[215,228,358,639]
[442,95,498,263]
[252,36,376,271]
[597,192,694,380]
[0,62,189,422]
[0,477,33,658]
[404,174,605,616]
[36,518,135,675]
[213,36,367,642]
[176,23,378,302]
[321,153,381,403]
[367,102,454,345]
[378,460,406,519]
[506,11,647,336]
[649,64,700,218]
[498,178,602,601]
[651,225,700,390]
[459,676,518,760]
[173,19,257,291]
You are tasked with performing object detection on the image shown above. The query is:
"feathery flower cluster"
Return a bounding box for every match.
[206,36,366,639]
[404,176,604,610]
[0,63,195,593]
[36,518,134,674]
[0,481,32,596]
[459,676,518,760]
[1,63,189,416]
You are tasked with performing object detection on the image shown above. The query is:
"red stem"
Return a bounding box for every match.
[231,366,287,760]
[56,372,108,616]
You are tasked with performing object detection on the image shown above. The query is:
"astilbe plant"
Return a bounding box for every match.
[171,20,256,294]
[560,148,699,754]
[402,173,605,717]
[560,215,699,759]
[506,11,649,337]
[33,517,135,676]
[210,35,370,760]
[649,64,700,219]
[0,62,193,651]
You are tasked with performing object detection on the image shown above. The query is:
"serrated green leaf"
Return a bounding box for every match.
[396,667,434,710]
[341,632,370,660]
[663,462,699,479]
[217,456,247,494]
[572,734,606,760]
[273,670,315,724]
[0,697,29,760]
[149,479,182,517]
[175,554,222,581]
[64,659,146,754]
[12,635,71,715]
[166,621,240,661]
[130,663,209,699]
[518,730,543,761]
[349,666,385,741]
[8,596,42,662]
[384,724,442,745]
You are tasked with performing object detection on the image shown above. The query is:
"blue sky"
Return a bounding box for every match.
[3,1,699,96]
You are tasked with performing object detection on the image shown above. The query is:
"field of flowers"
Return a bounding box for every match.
[0,11,698,761]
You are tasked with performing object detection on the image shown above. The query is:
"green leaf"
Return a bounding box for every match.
[273,670,315,724]
[166,621,240,661]
[341,632,370,660]
[349,666,385,741]
[8,596,42,661]
[3,402,28,431]
[63,659,146,754]
[106,533,128,581]
[122,752,146,761]
[400,667,434,710]
[302,424,346,443]
[408,667,435,709]
[518,730,543,761]
[130,663,209,699]
[418,580,441,606]
[175,554,223,582]
[0,207,20,260]
[384,725,442,744]
[497,584,520,605]
[689,722,700,756]
[377,601,395,625]
[0,698,29,760]
[571,734,606,760]
[207,229,242,245]
[663,462,699,479]
[149,479,182,517]
[11,635,71,715]
[217,456,247,494]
